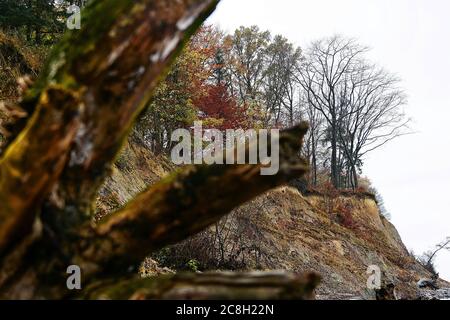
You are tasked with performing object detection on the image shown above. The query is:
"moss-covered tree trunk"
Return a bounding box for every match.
[0,0,316,299]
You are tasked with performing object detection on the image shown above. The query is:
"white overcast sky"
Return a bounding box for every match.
[208,0,450,281]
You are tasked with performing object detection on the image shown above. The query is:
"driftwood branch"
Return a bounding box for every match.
[78,124,308,274]
[0,87,80,255]
[40,0,220,228]
[0,0,219,252]
[84,271,320,300]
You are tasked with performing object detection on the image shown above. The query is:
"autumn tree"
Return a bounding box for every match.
[228,26,271,125]
[195,84,248,130]
[134,26,212,152]
[225,26,304,129]
[188,26,248,130]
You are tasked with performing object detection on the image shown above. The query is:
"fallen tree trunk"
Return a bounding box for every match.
[78,124,308,274]
[84,271,320,300]
[0,87,80,254]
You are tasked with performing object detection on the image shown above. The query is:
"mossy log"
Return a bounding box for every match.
[0,0,220,258]
[0,87,80,254]
[84,271,321,300]
[0,0,314,300]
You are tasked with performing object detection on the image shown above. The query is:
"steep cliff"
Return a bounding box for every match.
[224,187,431,299]
[95,138,174,219]
[95,141,445,300]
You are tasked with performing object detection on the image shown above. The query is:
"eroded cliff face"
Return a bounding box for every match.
[96,142,443,300]
[227,187,430,299]
[95,138,174,219]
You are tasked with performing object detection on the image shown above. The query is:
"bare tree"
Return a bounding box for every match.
[264,35,302,126]
[299,93,324,186]
[296,36,364,187]
[296,36,409,189]
[336,64,409,188]
[419,237,450,275]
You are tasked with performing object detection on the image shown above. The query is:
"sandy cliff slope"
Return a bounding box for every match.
[97,141,446,299]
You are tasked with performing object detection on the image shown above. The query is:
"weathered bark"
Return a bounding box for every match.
[46,0,220,228]
[0,0,220,299]
[0,86,80,256]
[0,0,219,252]
[8,0,219,232]
[83,271,320,300]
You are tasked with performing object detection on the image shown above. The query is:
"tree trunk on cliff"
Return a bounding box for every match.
[0,0,313,299]
[330,123,339,188]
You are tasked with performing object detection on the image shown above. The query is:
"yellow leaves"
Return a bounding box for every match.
[201,117,224,128]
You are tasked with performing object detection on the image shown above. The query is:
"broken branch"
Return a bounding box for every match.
[84,271,320,300]
[0,86,80,256]
[79,123,309,272]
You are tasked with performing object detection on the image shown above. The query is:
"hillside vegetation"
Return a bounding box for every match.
[0,30,42,99]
